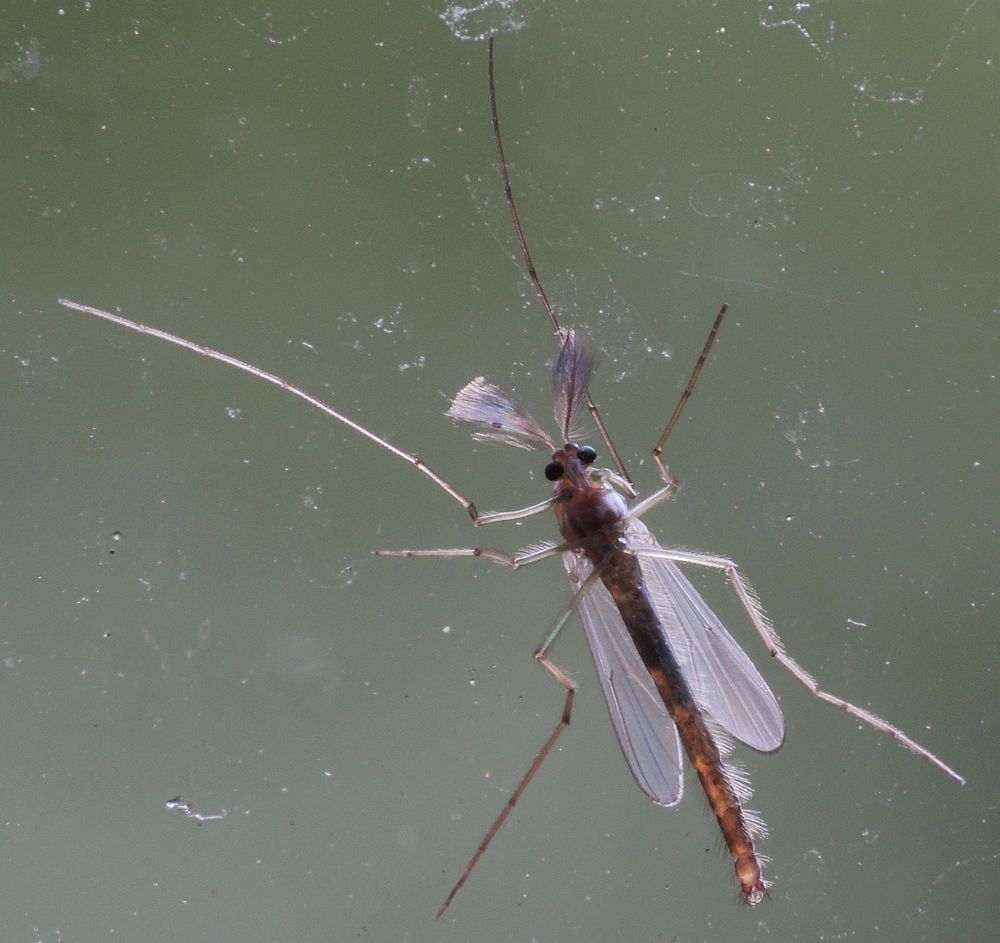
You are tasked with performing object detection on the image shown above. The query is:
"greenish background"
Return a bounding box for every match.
[2,2,995,940]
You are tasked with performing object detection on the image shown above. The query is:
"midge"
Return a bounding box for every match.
[55,36,962,916]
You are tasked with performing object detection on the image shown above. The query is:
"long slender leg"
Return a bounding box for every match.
[475,497,553,526]
[487,37,634,495]
[435,556,608,919]
[631,545,965,785]
[651,304,727,490]
[57,299,483,520]
[623,479,679,524]
[375,540,570,569]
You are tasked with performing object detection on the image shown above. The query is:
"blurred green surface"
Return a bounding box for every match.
[1,2,995,941]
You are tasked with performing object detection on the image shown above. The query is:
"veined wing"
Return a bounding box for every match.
[563,552,684,807]
[625,518,785,752]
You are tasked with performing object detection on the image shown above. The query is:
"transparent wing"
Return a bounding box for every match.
[552,330,597,444]
[625,518,785,752]
[563,552,684,807]
[447,376,554,450]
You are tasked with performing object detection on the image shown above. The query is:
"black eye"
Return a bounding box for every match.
[544,461,564,481]
[578,445,597,465]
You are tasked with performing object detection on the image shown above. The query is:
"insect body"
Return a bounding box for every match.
[53,33,963,920]
[444,329,781,905]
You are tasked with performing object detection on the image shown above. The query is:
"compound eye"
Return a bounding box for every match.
[544,461,564,481]
[578,445,598,465]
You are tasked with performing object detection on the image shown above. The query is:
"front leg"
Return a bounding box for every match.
[374,540,568,569]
